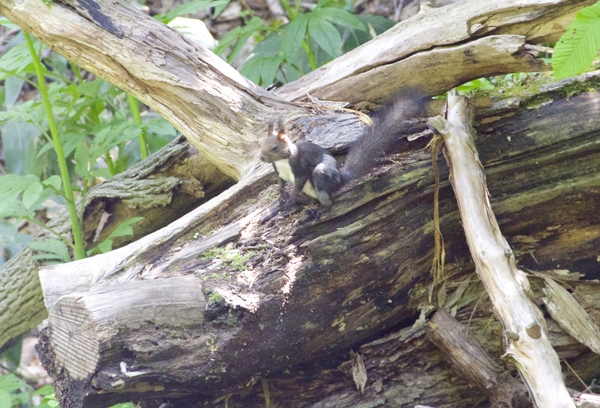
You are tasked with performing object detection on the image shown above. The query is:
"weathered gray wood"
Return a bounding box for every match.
[277,0,594,102]
[36,79,600,407]
[426,309,529,406]
[0,138,228,354]
[0,0,598,406]
[0,0,592,355]
[0,0,591,179]
[0,0,307,180]
[430,91,573,406]
[47,276,205,381]
[543,277,600,355]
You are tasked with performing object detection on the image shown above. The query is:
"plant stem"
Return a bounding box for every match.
[105,152,117,176]
[70,61,84,83]
[301,40,317,71]
[126,93,148,159]
[24,32,86,260]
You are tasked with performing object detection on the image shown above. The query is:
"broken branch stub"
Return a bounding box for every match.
[428,91,575,407]
[426,309,529,406]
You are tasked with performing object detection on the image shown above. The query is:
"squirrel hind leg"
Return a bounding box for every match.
[313,189,333,209]
[312,158,343,193]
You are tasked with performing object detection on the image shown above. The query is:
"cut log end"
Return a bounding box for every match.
[47,276,206,381]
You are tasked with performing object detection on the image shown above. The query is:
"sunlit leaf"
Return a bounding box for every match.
[553,3,600,79]
[308,18,341,58]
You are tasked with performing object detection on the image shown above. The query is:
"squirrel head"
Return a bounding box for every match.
[260,120,291,163]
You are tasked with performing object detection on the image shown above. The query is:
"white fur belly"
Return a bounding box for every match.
[274,160,295,182]
[274,160,317,198]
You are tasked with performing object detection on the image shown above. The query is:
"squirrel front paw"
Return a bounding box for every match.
[282,197,297,212]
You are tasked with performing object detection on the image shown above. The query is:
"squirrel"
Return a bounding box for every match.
[260,88,428,212]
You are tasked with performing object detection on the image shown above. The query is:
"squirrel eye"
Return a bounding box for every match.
[271,145,278,152]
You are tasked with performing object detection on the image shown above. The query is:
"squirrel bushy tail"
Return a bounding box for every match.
[341,87,429,182]
[260,87,428,212]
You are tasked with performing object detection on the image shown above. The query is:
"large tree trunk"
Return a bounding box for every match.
[2,0,600,406]
[37,74,600,407]
[0,0,590,354]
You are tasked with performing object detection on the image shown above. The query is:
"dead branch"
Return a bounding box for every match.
[428,90,573,406]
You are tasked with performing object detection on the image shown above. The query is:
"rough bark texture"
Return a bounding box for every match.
[0,0,599,406]
[0,0,589,177]
[0,0,594,354]
[37,77,600,407]
[276,0,590,102]
[0,0,305,180]
[0,138,233,354]
[431,91,573,407]
[426,309,529,407]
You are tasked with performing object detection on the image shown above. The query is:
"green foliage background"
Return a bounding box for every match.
[2,0,599,405]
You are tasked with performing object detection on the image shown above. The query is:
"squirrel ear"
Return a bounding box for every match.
[276,118,287,141]
[267,122,276,136]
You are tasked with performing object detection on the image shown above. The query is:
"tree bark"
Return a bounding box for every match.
[429,91,573,407]
[0,138,233,354]
[0,0,599,406]
[0,0,593,355]
[37,76,600,406]
[426,309,529,407]
[0,0,590,176]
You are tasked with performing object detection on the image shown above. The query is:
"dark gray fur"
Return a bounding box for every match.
[260,88,429,211]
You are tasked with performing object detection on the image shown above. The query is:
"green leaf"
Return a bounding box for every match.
[44,395,60,408]
[0,390,13,408]
[281,16,309,59]
[0,219,33,266]
[240,56,268,85]
[227,29,261,64]
[316,0,341,8]
[553,3,600,79]
[108,217,144,239]
[308,18,342,59]
[21,181,43,209]
[91,217,144,255]
[42,175,62,191]
[90,122,142,162]
[156,0,230,23]
[78,79,103,98]
[29,239,71,264]
[145,118,177,137]
[95,239,113,254]
[143,133,173,154]
[214,26,244,57]
[108,403,139,408]
[0,121,42,176]
[4,75,25,109]
[0,41,35,79]
[215,17,266,63]
[314,7,365,31]
[0,373,27,393]
[343,14,395,52]
[259,54,285,86]
[60,131,86,158]
[0,17,20,29]
[73,141,91,178]
[212,1,230,17]
[0,340,22,370]
[33,385,55,397]
[457,78,495,94]
[250,31,283,59]
[90,167,113,179]
[0,174,41,210]
[61,83,81,98]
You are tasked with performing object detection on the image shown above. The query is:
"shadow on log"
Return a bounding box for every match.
[37,76,600,406]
